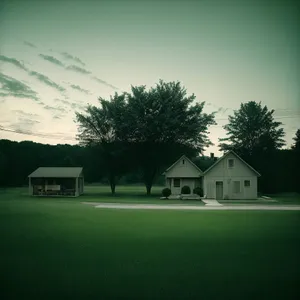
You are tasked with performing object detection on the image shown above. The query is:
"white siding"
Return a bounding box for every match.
[204,153,258,200]
[165,157,202,178]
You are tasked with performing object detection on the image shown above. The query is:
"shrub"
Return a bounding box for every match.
[193,187,203,197]
[162,188,171,198]
[181,185,191,194]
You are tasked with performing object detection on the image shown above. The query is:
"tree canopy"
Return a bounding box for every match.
[219,101,285,157]
[292,129,300,151]
[76,80,216,194]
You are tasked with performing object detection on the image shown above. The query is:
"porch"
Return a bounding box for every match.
[30,177,84,197]
[165,177,204,196]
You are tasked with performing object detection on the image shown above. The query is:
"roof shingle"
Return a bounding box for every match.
[28,167,83,178]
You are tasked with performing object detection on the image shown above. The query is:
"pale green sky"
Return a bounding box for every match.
[0,0,299,155]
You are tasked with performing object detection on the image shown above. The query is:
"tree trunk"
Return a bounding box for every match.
[109,175,116,195]
[146,183,152,196]
[144,168,157,196]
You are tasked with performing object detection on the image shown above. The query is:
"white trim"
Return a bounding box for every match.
[163,155,203,176]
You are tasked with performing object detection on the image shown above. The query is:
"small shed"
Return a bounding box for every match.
[28,167,84,197]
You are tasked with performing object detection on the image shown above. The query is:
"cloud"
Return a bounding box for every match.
[44,105,68,114]
[29,71,66,92]
[66,65,91,74]
[12,110,40,119]
[70,84,91,94]
[39,54,65,67]
[61,52,85,66]
[54,98,71,106]
[0,73,39,101]
[24,41,37,48]
[0,55,28,71]
[9,116,40,134]
[93,76,119,91]
[70,103,86,111]
[18,117,40,125]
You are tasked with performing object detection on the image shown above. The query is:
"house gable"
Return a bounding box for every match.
[203,151,260,177]
[164,155,203,178]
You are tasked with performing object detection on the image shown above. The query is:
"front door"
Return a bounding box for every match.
[216,181,223,200]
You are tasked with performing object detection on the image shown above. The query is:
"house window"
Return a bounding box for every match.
[228,159,234,168]
[233,181,240,193]
[173,178,180,187]
[244,180,250,187]
[182,159,185,165]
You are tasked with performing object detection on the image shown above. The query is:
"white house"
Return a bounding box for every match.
[163,151,261,200]
[163,155,203,195]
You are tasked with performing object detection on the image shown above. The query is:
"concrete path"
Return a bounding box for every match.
[202,199,223,206]
[92,203,300,211]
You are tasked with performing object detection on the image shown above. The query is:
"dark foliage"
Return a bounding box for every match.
[193,187,204,197]
[162,188,171,198]
[181,185,191,194]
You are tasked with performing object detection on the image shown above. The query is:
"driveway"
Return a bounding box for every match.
[85,203,300,211]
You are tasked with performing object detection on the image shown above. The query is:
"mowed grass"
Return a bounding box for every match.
[0,188,300,299]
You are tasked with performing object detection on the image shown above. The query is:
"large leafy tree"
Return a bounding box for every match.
[76,93,130,195]
[219,101,285,157]
[76,80,216,195]
[120,80,216,195]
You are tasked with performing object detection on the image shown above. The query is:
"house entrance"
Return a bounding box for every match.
[216,181,223,200]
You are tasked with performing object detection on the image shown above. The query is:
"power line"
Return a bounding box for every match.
[1,113,299,141]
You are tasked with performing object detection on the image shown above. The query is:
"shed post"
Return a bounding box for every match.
[29,177,32,196]
[82,177,84,194]
[75,177,79,197]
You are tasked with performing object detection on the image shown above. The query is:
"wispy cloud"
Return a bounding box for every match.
[39,54,65,67]
[93,76,119,91]
[61,52,85,66]
[66,65,91,74]
[9,117,40,134]
[29,71,66,92]
[0,55,28,71]
[24,41,37,48]
[54,98,71,106]
[70,84,91,95]
[70,103,86,111]
[12,110,40,119]
[44,105,68,114]
[0,73,39,101]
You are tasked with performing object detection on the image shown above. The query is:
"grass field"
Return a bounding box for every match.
[0,187,300,299]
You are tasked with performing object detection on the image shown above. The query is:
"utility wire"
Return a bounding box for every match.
[1,114,299,141]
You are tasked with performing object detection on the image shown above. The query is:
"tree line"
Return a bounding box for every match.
[0,80,299,194]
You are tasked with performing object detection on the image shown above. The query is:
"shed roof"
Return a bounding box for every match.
[28,167,83,178]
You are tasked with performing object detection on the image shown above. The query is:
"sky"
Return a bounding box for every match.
[0,0,299,156]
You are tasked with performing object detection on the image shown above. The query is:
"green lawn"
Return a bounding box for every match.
[0,187,300,299]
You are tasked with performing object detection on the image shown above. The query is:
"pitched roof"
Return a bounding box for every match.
[28,167,83,178]
[203,150,261,176]
[162,155,203,175]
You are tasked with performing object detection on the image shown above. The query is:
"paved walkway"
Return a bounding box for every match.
[89,203,300,211]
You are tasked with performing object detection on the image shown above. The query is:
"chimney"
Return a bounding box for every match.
[210,153,214,160]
